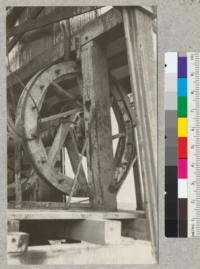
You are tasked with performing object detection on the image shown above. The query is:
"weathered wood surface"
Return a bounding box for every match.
[7,7,101,38]
[81,40,116,210]
[8,220,20,232]
[7,209,145,220]
[64,219,121,245]
[7,8,123,89]
[14,143,22,207]
[7,238,155,265]
[7,232,29,254]
[122,218,149,240]
[122,7,157,258]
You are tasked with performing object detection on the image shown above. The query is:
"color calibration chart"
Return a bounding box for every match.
[165,52,200,237]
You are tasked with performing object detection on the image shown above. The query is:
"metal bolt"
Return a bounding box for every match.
[55,69,60,75]
[40,156,47,164]
[32,106,37,110]
[40,85,44,91]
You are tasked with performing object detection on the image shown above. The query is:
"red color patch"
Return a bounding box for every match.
[178,138,187,158]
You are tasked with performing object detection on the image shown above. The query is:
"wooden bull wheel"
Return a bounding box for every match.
[8,61,136,200]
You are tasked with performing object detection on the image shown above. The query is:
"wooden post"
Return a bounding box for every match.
[81,41,117,210]
[14,143,22,207]
[122,7,157,258]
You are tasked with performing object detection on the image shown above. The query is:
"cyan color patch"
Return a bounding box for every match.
[178,78,187,96]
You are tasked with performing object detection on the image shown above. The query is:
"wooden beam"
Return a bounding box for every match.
[81,40,116,210]
[79,8,122,46]
[65,219,121,244]
[122,7,157,258]
[14,143,22,207]
[7,7,101,38]
[7,8,123,90]
[8,209,145,220]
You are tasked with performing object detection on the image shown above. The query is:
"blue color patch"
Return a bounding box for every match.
[178,78,187,96]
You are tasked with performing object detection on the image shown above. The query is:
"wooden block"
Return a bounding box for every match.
[8,208,145,220]
[8,220,20,232]
[7,232,29,254]
[65,219,121,245]
[122,219,149,240]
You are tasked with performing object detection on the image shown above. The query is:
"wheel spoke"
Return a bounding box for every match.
[112,133,125,140]
[40,108,81,131]
[48,121,71,166]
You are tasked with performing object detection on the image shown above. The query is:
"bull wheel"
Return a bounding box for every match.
[8,61,136,199]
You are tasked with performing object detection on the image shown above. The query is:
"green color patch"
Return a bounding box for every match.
[178,96,187,117]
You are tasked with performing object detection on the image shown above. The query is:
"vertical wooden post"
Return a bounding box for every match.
[122,7,157,258]
[14,143,22,207]
[81,40,117,211]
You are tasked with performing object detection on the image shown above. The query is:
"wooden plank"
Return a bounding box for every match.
[122,7,157,258]
[40,108,81,127]
[47,122,71,165]
[81,40,116,210]
[8,201,91,209]
[7,237,155,265]
[7,209,145,220]
[7,7,101,38]
[65,219,121,244]
[14,143,22,207]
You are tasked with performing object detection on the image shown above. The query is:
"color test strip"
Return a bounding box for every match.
[177,56,188,237]
[165,52,178,237]
[188,53,200,237]
[165,52,200,237]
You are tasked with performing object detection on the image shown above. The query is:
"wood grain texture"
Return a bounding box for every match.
[122,7,157,259]
[8,209,145,220]
[64,219,121,245]
[81,40,116,210]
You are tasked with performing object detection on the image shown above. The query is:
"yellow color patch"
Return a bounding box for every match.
[178,118,187,137]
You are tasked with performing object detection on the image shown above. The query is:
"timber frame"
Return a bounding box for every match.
[7,6,157,263]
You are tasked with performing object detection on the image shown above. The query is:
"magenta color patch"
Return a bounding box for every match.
[178,159,187,178]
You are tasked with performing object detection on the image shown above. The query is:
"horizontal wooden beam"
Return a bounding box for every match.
[8,209,145,220]
[65,219,121,245]
[7,7,101,38]
[7,8,123,90]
